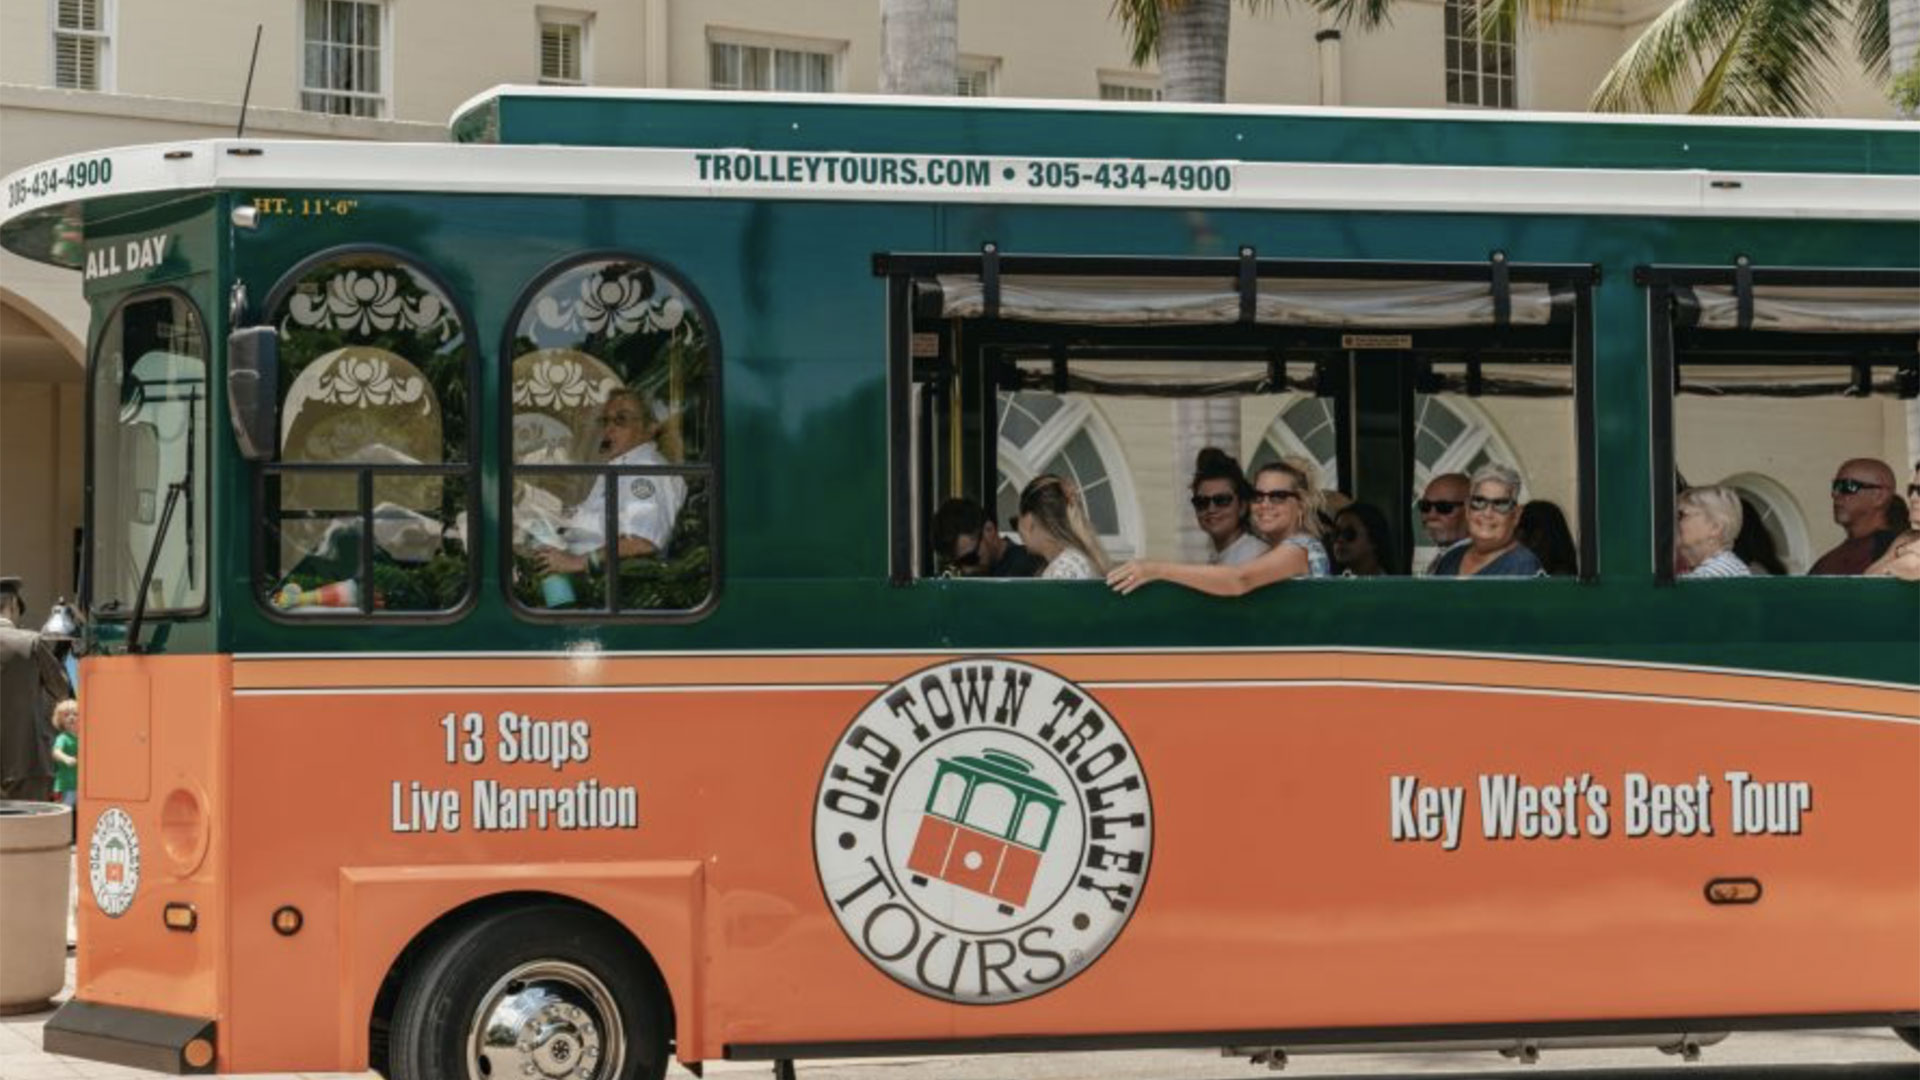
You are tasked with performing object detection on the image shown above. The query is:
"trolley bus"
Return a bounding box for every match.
[1,87,1915,1078]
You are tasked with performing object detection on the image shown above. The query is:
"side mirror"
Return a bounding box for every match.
[227,326,279,461]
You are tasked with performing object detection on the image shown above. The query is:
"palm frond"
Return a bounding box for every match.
[1593,0,1848,115]
[1852,0,1889,77]
[1110,0,1165,65]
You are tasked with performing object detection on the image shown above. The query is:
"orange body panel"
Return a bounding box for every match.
[70,650,1920,1072]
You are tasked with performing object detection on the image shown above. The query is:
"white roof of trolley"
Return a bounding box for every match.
[5,136,1917,267]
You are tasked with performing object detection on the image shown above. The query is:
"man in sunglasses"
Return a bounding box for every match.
[1809,458,1904,575]
[1415,472,1470,574]
[933,498,1041,578]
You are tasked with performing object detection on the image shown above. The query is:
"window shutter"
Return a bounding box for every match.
[541,22,581,84]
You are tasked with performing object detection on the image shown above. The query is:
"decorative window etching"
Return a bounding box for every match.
[287,270,453,339]
[535,268,687,339]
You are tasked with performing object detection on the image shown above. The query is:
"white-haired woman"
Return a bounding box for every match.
[1677,485,1750,578]
[1429,462,1541,578]
[1109,457,1329,596]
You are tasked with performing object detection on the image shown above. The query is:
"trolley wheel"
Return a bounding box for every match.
[386,902,668,1080]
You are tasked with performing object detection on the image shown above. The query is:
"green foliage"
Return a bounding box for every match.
[1892,57,1920,114]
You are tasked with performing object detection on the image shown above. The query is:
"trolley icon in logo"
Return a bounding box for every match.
[906,749,1062,916]
[815,658,1153,1004]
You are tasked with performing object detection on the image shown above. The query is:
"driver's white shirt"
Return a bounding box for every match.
[564,441,685,556]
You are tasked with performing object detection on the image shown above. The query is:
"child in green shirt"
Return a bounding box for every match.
[51,698,78,810]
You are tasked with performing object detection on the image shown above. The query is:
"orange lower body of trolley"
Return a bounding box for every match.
[906,814,1042,913]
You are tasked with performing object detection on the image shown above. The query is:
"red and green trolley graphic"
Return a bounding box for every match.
[906,748,1064,915]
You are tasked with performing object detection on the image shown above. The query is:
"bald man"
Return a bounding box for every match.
[1417,472,1471,573]
[1809,458,1903,576]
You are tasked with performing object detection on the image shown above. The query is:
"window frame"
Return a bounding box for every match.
[1640,262,1920,584]
[250,244,481,625]
[878,250,1599,586]
[1443,0,1518,110]
[84,285,210,623]
[537,7,592,86]
[1097,70,1164,101]
[498,250,725,625]
[956,54,999,98]
[51,0,112,91]
[707,28,844,93]
[299,0,390,119]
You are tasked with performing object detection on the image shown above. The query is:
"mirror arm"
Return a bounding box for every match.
[125,480,187,655]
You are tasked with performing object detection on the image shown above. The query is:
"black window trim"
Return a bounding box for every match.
[497,249,724,625]
[249,243,483,625]
[1637,262,1920,585]
[85,285,214,623]
[877,249,1602,586]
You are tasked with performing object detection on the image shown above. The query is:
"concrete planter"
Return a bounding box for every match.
[0,800,71,1015]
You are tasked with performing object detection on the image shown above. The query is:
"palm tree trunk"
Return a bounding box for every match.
[879,0,958,95]
[1160,0,1234,102]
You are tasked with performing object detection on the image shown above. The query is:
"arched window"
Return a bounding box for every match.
[995,392,1142,560]
[1723,472,1812,575]
[260,251,474,617]
[505,257,715,615]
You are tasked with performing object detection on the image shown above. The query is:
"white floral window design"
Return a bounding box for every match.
[507,258,714,616]
[261,252,473,616]
[994,393,1141,561]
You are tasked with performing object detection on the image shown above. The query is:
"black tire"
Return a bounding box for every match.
[386,902,668,1080]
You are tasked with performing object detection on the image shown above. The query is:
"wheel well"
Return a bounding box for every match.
[366,889,676,1077]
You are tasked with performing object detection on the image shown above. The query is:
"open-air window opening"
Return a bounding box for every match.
[1642,263,1920,581]
[882,250,1598,586]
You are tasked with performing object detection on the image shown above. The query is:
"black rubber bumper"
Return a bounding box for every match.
[42,999,216,1074]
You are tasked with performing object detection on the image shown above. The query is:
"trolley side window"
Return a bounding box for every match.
[256,249,477,618]
[504,256,717,618]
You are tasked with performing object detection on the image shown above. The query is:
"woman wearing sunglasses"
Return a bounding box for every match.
[1190,447,1270,567]
[1331,503,1394,577]
[1109,458,1329,596]
[1427,462,1542,578]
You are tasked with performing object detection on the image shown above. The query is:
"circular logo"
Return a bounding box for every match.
[88,806,142,918]
[813,659,1152,1004]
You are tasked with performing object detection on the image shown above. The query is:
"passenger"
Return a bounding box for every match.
[1733,497,1788,575]
[1189,447,1269,567]
[1676,486,1750,578]
[1416,472,1470,574]
[1809,458,1903,575]
[1018,475,1108,580]
[933,497,1042,577]
[1108,458,1329,596]
[1330,503,1393,577]
[1427,463,1542,578]
[529,388,684,578]
[1516,500,1579,577]
[1864,461,1920,579]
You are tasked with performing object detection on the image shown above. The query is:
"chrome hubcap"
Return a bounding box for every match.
[469,960,623,1080]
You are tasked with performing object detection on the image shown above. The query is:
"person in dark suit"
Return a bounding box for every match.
[0,578,74,801]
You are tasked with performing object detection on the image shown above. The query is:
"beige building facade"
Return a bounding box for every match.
[0,0,1906,610]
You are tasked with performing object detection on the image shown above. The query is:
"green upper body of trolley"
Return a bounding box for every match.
[2,89,1914,683]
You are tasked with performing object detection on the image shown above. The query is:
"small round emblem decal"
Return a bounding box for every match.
[88,806,142,918]
[813,658,1153,1004]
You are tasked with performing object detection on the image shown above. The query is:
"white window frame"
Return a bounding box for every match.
[956,54,1000,98]
[537,8,592,86]
[50,0,113,92]
[996,394,1144,561]
[1722,472,1812,574]
[1097,69,1163,102]
[299,0,391,119]
[707,28,845,93]
[1444,0,1519,110]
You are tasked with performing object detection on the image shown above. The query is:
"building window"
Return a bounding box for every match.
[539,10,589,85]
[709,35,839,93]
[995,392,1142,561]
[956,56,998,97]
[302,0,386,118]
[1098,72,1163,101]
[1445,0,1516,109]
[53,0,110,90]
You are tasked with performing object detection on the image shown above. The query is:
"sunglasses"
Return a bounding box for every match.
[945,527,988,570]
[1190,493,1238,511]
[1416,499,1462,514]
[1469,495,1518,513]
[1333,527,1361,542]
[1249,489,1301,504]
[1831,478,1886,496]
[1909,484,1920,498]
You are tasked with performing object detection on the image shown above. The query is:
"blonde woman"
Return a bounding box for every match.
[1109,457,1330,596]
[1677,485,1750,578]
[1019,474,1109,580]
[1864,460,1920,580]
